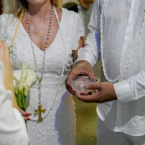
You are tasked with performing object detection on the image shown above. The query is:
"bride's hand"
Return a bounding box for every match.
[18,107,31,121]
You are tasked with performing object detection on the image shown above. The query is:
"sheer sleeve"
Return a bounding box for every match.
[76,0,100,66]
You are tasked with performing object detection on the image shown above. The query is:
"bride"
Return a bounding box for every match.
[1,0,84,144]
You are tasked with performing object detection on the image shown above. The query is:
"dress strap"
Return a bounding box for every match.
[53,6,60,26]
[53,6,67,56]
[9,13,23,54]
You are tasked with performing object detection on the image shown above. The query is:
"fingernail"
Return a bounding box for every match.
[87,91,92,95]
[80,92,85,95]
[85,84,89,89]
[27,118,30,121]
[26,113,31,116]
[72,89,75,92]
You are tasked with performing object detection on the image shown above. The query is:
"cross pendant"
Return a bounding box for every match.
[34,104,46,122]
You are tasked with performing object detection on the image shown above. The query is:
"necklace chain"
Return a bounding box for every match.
[26,8,54,107]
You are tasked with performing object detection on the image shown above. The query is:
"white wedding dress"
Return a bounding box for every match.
[0,8,84,145]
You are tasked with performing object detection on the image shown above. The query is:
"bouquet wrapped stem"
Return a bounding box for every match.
[15,88,26,111]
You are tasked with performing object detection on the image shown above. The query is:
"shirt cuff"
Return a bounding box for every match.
[76,47,97,67]
[114,79,133,103]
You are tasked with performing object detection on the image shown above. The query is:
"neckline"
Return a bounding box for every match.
[19,7,64,52]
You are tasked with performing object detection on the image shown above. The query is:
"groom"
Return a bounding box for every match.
[66,0,145,145]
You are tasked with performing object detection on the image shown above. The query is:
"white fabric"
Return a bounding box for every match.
[0,61,28,145]
[78,3,93,38]
[0,8,84,145]
[97,116,145,145]
[77,0,145,136]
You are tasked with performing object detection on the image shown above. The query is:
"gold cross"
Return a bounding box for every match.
[34,104,46,122]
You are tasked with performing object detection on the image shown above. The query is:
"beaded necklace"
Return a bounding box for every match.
[29,6,69,122]
[26,7,54,121]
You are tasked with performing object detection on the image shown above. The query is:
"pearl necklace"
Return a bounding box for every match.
[100,1,145,83]
[26,7,55,122]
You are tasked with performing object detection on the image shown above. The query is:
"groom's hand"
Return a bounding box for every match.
[65,60,96,95]
[76,82,117,103]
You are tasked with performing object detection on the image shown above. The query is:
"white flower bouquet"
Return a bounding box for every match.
[13,62,38,111]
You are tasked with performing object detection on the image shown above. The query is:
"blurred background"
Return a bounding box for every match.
[63,1,101,144]
[0,0,101,144]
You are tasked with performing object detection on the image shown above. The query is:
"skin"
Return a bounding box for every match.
[21,0,60,51]
[0,41,19,109]
[66,60,96,94]
[65,60,117,103]
[19,0,84,120]
[76,82,117,103]
[78,0,94,10]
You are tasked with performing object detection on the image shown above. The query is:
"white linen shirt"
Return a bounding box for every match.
[0,61,28,145]
[77,0,145,136]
